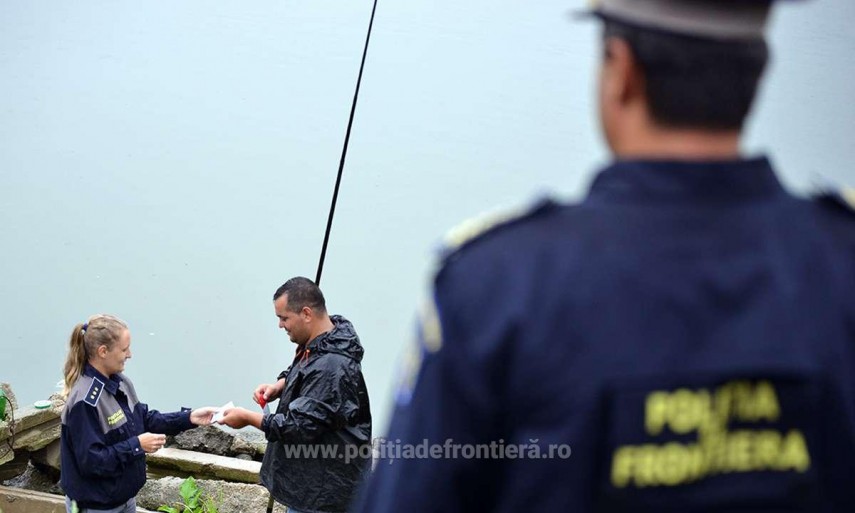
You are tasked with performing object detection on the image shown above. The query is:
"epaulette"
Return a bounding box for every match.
[392,199,557,405]
[438,197,558,262]
[83,377,105,407]
[814,187,855,216]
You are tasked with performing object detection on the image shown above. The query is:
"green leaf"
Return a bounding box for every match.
[179,476,201,510]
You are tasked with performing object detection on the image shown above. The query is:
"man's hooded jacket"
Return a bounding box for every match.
[261,315,372,513]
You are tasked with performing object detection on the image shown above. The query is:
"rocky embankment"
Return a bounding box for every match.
[0,383,285,512]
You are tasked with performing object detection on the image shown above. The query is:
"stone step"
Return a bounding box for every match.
[146,447,261,484]
[0,485,156,513]
[0,403,62,470]
[0,404,62,442]
[138,476,287,513]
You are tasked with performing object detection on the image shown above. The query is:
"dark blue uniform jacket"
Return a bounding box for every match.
[355,157,855,512]
[60,364,193,509]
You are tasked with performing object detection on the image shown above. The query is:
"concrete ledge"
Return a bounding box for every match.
[138,476,287,513]
[0,404,62,441]
[0,444,15,467]
[13,419,61,452]
[0,485,155,513]
[0,485,66,513]
[0,392,64,479]
[146,448,261,484]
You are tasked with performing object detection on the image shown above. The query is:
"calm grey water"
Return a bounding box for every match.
[1,1,853,435]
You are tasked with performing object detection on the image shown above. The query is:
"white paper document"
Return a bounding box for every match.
[211,401,234,424]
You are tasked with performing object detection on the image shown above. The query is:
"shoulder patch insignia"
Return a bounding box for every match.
[418,295,443,354]
[815,187,855,216]
[440,197,556,259]
[83,377,104,407]
[842,188,855,211]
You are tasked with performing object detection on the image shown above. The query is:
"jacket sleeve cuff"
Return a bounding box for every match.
[128,436,145,459]
[261,413,272,434]
[180,409,194,430]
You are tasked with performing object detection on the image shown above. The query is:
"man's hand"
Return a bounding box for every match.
[254,378,286,404]
[190,406,218,426]
[138,432,166,453]
[219,407,263,430]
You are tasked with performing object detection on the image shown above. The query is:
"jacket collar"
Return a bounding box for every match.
[83,363,123,396]
[295,315,363,364]
[586,156,785,205]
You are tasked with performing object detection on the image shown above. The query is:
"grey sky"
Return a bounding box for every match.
[1,0,852,434]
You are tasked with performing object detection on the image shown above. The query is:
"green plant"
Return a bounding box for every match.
[157,476,220,513]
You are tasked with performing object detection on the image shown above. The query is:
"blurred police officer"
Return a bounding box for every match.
[355,0,855,511]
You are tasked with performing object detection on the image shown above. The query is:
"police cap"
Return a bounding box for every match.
[581,0,801,41]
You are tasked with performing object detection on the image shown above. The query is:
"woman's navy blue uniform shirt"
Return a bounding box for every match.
[355,157,855,512]
[60,364,193,510]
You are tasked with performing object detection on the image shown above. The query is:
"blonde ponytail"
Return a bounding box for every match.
[62,323,88,398]
[61,314,128,398]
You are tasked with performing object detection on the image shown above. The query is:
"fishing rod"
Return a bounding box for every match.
[263,4,382,512]
[314,0,381,287]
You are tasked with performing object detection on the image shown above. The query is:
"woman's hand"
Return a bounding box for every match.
[138,432,166,453]
[190,406,218,426]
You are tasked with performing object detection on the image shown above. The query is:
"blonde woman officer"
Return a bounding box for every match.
[60,314,217,513]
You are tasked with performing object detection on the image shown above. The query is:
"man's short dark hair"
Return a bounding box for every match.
[604,20,769,130]
[273,277,327,313]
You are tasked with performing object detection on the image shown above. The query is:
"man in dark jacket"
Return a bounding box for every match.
[221,276,372,513]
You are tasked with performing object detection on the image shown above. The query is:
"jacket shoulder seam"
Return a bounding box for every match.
[438,197,557,264]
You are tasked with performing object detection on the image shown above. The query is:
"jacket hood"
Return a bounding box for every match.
[308,315,364,362]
